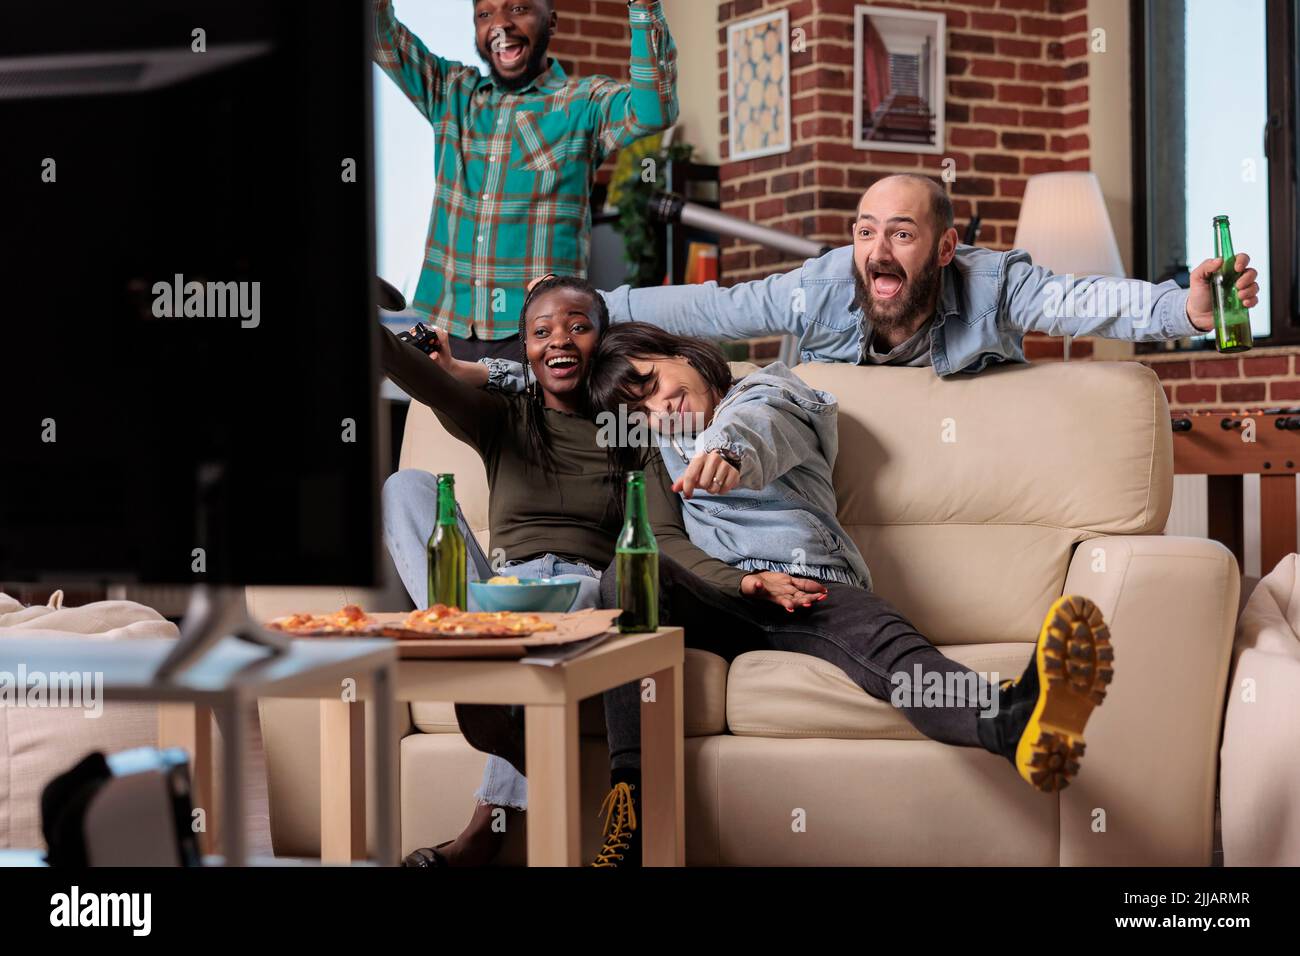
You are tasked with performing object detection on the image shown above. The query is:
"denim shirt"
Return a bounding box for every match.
[482,244,1198,391]
[655,363,871,589]
[599,244,1198,375]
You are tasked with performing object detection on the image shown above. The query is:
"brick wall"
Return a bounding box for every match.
[716,0,1092,284]
[551,0,641,182]
[552,0,634,84]
[550,2,1300,411]
[1142,349,1300,413]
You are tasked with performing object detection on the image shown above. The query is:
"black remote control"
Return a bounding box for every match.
[396,322,441,356]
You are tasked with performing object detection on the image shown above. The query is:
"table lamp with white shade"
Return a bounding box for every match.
[1012,171,1126,360]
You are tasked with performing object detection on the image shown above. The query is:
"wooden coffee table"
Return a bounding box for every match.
[318,626,685,867]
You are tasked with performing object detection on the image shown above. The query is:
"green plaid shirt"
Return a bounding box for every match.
[373,0,678,339]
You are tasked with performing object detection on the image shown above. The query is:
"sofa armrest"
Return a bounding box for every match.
[1059,534,1239,865]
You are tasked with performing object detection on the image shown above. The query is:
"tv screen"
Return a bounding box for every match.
[0,1,382,587]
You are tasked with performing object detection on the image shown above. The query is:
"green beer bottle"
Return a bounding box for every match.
[1211,215,1253,353]
[427,473,467,610]
[615,471,659,633]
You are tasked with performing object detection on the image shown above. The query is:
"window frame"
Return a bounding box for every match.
[1131,0,1299,350]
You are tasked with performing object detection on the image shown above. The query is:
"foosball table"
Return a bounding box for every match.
[1170,407,1300,575]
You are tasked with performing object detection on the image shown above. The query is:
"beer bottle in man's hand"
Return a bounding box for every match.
[427,473,467,610]
[1212,215,1253,353]
[616,471,659,633]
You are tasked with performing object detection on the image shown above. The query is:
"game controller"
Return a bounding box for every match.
[396,322,441,356]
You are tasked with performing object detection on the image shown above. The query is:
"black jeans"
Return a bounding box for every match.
[455,555,991,780]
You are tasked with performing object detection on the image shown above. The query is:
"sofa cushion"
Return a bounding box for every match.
[792,361,1172,646]
[409,647,729,737]
[1221,553,1300,865]
[3,704,157,851]
[0,593,171,849]
[399,401,491,548]
[406,698,610,735]
[409,701,462,735]
[692,734,1059,865]
[679,648,728,736]
[726,643,1034,740]
[844,523,1080,653]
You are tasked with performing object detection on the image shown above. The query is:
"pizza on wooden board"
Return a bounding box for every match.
[267,604,558,639]
[397,604,557,638]
[267,604,376,635]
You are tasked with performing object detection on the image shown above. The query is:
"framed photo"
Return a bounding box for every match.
[853,6,945,154]
[727,9,792,162]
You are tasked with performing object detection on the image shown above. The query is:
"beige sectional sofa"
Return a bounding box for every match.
[256,359,1240,865]
[1221,553,1300,865]
[0,594,167,850]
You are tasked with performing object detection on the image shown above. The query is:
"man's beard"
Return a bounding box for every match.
[478,31,552,91]
[852,243,943,338]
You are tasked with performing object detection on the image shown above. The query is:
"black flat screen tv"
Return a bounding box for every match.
[0,1,382,587]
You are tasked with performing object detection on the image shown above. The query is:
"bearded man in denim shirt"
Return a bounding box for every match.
[595,173,1261,368]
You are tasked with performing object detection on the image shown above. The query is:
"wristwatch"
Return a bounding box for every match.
[714,447,742,469]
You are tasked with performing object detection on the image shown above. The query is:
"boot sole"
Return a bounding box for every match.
[1015,595,1114,792]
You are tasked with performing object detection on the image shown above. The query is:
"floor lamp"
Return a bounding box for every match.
[1012,172,1126,361]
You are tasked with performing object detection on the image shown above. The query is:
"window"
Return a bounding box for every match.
[373,3,482,305]
[1132,0,1298,346]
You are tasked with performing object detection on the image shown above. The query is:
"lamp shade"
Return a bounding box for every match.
[1012,172,1125,277]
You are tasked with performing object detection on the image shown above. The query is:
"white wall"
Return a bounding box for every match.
[662,0,723,163]
[373,2,481,303]
[1086,0,1132,275]
[1085,0,1136,363]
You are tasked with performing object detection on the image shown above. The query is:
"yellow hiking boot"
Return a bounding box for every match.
[590,773,640,867]
[978,595,1115,792]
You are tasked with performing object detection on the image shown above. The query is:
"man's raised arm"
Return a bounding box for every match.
[589,1,679,156]
[1002,248,1260,343]
[598,255,818,342]
[372,0,455,122]
[472,257,828,394]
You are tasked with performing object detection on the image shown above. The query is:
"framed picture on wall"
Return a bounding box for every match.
[853,6,946,154]
[727,9,792,162]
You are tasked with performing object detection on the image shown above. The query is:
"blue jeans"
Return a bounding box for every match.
[382,468,602,810]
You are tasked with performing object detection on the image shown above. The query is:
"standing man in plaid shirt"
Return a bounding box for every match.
[373,0,679,361]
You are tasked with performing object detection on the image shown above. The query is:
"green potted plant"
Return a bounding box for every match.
[609,138,695,287]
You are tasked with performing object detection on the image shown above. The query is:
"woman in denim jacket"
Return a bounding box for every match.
[580,323,1116,862]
